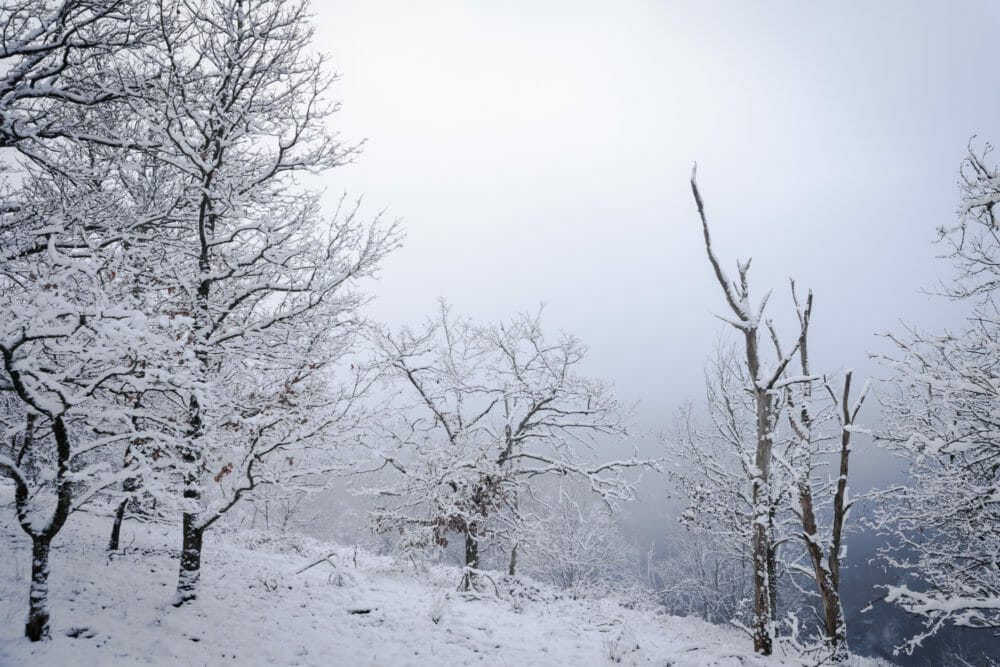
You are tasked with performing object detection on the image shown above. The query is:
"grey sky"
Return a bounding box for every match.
[310,1,998,442]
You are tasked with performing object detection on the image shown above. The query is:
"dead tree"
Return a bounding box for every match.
[771,283,867,659]
[689,166,811,655]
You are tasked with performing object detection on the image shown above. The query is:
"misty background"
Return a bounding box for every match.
[297,2,999,662]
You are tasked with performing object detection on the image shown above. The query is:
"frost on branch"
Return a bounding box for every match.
[71,0,403,607]
[681,170,862,659]
[874,139,1000,652]
[687,170,813,656]
[362,303,653,587]
[0,0,156,641]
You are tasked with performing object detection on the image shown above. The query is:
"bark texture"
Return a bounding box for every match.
[174,512,204,607]
[26,538,52,642]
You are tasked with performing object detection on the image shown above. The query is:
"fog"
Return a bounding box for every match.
[310,1,992,425]
[304,2,1000,662]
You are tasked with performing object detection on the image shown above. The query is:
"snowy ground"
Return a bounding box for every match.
[0,500,888,666]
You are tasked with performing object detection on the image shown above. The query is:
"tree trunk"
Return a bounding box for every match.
[508,542,518,576]
[172,163,213,607]
[25,537,53,641]
[690,175,795,656]
[13,414,73,642]
[751,387,774,655]
[174,512,203,606]
[108,498,128,552]
[461,529,479,591]
[820,373,858,660]
[174,381,205,607]
[751,516,772,654]
[108,475,139,552]
[798,483,847,657]
[465,530,479,569]
[766,534,778,623]
[829,372,855,601]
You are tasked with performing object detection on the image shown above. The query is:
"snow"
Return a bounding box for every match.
[0,492,888,666]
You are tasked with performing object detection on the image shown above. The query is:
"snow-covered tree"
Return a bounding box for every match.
[364,303,649,588]
[678,173,868,658]
[684,170,869,657]
[874,139,1000,654]
[653,520,754,623]
[114,0,400,606]
[0,0,140,152]
[770,286,867,659]
[1,0,396,620]
[688,167,814,654]
[666,349,777,629]
[0,172,164,641]
[0,0,153,642]
[514,485,638,598]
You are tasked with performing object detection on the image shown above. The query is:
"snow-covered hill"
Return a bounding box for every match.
[0,502,887,666]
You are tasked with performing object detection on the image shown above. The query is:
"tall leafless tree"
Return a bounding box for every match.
[770,283,867,659]
[689,166,813,655]
[107,0,400,606]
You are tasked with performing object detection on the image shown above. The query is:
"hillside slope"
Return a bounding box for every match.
[0,497,884,666]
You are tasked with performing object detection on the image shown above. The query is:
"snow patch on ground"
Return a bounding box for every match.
[0,501,887,666]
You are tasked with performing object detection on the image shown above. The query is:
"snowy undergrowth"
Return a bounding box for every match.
[0,496,887,666]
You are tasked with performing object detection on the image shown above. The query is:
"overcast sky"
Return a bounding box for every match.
[308,2,999,471]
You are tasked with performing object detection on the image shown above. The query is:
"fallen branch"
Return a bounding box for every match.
[295,552,337,575]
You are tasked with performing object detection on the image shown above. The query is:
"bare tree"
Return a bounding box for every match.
[652,517,757,623]
[513,480,639,598]
[0,152,165,641]
[689,166,813,654]
[770,284,868,659]
[0,0,153,641]
[364,303,650,589]
[874,140,1000,655]
[666,347,793,624]
[115,0,400,606]
[677,175,867,658]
